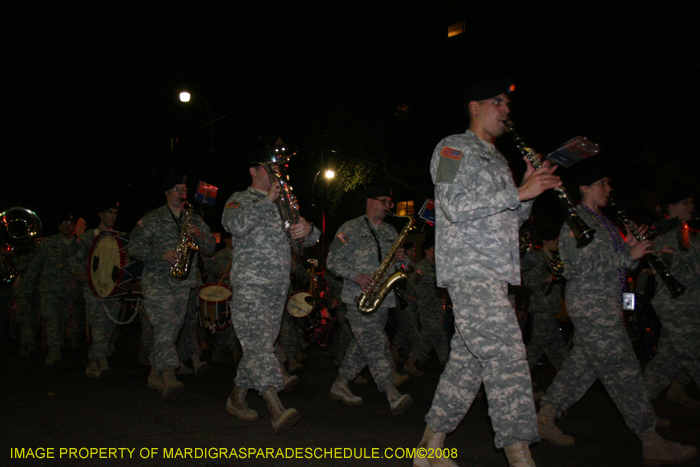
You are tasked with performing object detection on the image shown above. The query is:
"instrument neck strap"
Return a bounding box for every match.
[168,207,183,232]
[365,217,382,262]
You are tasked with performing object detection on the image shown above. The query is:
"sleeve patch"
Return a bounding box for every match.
[137,219,145,228]
[226,201,241,209]
[440,146,463,161]
[415,268,424,276]
[337,232,348,243]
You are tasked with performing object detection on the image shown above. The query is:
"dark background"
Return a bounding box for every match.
[4,2,699,241]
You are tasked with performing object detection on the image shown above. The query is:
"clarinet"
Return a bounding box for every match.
[504,121,595,248]
[608,198,686,299]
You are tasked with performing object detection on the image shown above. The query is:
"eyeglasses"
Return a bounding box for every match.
[171,187,188,193]
[372,198,394,208]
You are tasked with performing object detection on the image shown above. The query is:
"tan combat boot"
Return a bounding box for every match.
[641,431,698,466]
[393,370,410,388]
[225,386,258,421]
[45,346,62,366]
[404,357,424,377]
[537,404,574,446]
[666,379,700,409]
[85,359,101,378]
[162,369,185,401]
[386,384,413,416]
[281,364,300,392]
[413,425,459,467]
[262,388,300,432]
[330,376,362,405]
[98,356,111,379]
[192,354,208,377]
[504,441,536,467]
[147,367,164,391]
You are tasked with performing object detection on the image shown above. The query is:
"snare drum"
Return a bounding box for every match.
[198,282,232,332]
[87,231,143,299]
[286,292,320,331]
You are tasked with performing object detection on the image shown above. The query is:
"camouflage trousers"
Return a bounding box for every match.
[425,278,538,448]
[176,288,201,363]
[16,295,41,347]
[644,293,700,399]
[231,281,288,394]
[138,302,153,350]
[541,296,656,437]
[39,293,74,348]
[338,305,395,391]
[410,308,449,365]
[84,289,120,359]
[141,281,190,372]
[277,310,302,359]
[214,326,241,351]
[330,303,353,363]
[526,309,568,371]
[392,301,419,354]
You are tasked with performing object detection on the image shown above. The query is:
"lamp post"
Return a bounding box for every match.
[312,168,335,271]
[179,91,214,176]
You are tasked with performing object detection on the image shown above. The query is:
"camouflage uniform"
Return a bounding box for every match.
[221,187,319,393]
[326,215,408,391]
[20,235,81,348]
[392,270,419,355]
[127,205,215,372]
[427,129,538,448]
[409,257,449,365]
[520,247,568,370]
[643,227,700,399]
[541,206,656,438]
[70,228,122,360]
[14,251,41,348]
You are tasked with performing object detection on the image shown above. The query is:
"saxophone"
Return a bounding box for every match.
[543,250,566,296]
[171,201,200,280]
[504,121,596,248]
[608,198,686,299]
[356,214,414,314]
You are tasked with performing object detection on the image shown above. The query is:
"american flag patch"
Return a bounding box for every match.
[337,232,348,243]
[440,147,462,160]
[137,219,145,228]
[226,201,240,209]
[416,268,424,276]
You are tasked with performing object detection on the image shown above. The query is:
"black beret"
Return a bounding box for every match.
[566,155,609,187]
[163,174,188,192]
[463,78,514,108]
[421,233,435,252]
[96,200,119,213]
[659,188,693,209]
[365,185,393,200]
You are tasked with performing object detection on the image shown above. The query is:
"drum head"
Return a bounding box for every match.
[87,231,126,298]
[199,283,232,302]
[287,292,316,318]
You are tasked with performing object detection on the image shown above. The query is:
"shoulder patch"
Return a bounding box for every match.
[337,232,348,243]
[226,201,241,209]
[440,146,463,161]
[137,219,145,228]
[415,268,424,276]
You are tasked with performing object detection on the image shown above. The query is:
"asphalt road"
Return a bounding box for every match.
[2,322,700,467]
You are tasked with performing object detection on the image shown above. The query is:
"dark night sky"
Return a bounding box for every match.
[3,2,699,237]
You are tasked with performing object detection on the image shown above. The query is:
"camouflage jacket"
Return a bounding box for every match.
[412,258,443,313]
[560,206,636,306]
[520,247,562,314]
[652,224,700,301]
[430,129,532,287]
[128,204,216,289]
[20,234,81,298]
[221,187,319,286]
[327,214,410,308]
[205,247,232,284]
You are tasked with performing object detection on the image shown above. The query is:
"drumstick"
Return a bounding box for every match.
[212,260,232,293]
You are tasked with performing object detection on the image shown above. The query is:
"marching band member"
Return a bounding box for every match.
[537,157,697,466]
[128,175,216,400]
[221,146,318,432]
[326,186,413,416]
[71,200,120,379]
[414,78,560,467]
[644,188,700,408]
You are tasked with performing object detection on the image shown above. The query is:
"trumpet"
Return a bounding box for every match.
[504,121,595,248]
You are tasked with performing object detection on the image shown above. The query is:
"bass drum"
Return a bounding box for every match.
[286,292,320,331]
[87,231,143,299]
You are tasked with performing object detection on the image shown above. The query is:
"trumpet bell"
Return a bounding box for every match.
[0,207,42,247]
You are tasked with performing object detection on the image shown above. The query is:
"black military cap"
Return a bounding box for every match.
[96,199,119,213]
[659,188,693,209]
[566,155,609,187]
[463,77,514,108]
[163,174,188,192]
[421,233,435,253]
[365,186,393,200]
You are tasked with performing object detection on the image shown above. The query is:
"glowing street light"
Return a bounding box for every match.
[179,91,191,103]
[324,169,335,179]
